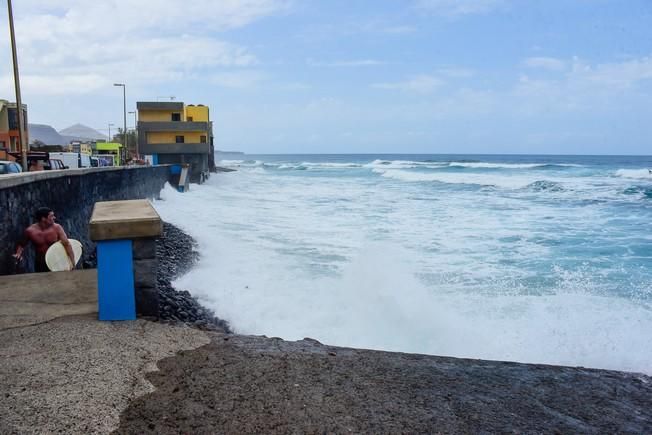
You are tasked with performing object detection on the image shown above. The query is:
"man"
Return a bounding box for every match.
[14,207,75,273]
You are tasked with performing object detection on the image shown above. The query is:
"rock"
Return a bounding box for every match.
[155,222,231,333]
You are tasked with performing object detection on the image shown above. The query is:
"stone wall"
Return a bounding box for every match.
[0,166,170,276]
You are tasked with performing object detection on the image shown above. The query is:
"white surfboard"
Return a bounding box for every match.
[45,239,83,272]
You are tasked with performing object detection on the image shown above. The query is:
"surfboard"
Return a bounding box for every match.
[45,239,83,272]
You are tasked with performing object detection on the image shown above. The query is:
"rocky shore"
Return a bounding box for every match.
[156,222,231,333]
[115,333,652,434]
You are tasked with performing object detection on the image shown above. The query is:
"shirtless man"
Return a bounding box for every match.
[14,207,75,272]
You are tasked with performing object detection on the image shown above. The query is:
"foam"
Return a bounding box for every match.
[364,159,448,170]
[374,168,540,189]
[153,163,652,374]
[447,162,583,169]
[615,168,652,179]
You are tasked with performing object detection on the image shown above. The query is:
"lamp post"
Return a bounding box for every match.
[7,0,27,170]
[113,83,127,160]
[108,123,114,141]
[128,110,138,157]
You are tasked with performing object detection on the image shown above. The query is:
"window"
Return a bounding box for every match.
[200,135,207,143]
[171,113,181,121]
[187,116,193,122]
[175,135,185,143]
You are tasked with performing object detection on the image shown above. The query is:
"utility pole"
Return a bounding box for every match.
[128,110,138,157]
[7,0,27,170]
[114,84,127,160]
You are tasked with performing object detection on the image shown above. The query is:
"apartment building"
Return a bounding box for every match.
[0,99,28,155]
[137,101,213,183]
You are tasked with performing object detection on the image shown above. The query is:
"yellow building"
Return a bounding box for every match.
[137,102,214,183]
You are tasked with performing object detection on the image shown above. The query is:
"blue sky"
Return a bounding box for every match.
[1,0,651,154]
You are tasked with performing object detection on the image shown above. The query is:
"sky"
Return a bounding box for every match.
[1,0,651,154]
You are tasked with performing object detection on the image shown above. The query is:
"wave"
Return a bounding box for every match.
[615,169,652,179]
[526,180,565,192]
[623,186,652,199]
[153,177,652,374]
[219,159,264,168]
[302,162,363,169]
[448,162,582,169]
[364,159,449,170]
[375,169,537,189]
[253,161,365,171]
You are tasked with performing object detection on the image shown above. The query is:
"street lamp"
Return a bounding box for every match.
[128,110,138,157]
[7,0,27,170]
[113,83,127,160]
[108,123,114,141]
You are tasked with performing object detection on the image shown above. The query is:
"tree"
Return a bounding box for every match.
[112,128,138,158]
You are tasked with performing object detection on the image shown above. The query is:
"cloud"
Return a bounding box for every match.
[307,59,385,67]
[524,57,566,71]
[415,0,505,16]
[382,25,418,34]
[372,74,444,93]
[515,56,652,105]
[1,0,288,96]
[210,71,266,89]
[436,67,475,78]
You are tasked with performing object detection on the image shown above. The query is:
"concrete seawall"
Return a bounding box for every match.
[0,166,170,275]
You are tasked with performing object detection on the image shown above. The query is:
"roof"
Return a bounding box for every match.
[137,102,184,111]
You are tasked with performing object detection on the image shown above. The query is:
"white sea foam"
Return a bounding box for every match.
[153,166,652,375]
[374,168,542,189]
[615,168,652,179]
[447,162,583,169]
[302,162,363,168]
[364,159,447,170]
[449,162,545,169]
[219,159,264,168]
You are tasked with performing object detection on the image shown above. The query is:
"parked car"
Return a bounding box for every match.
[0,160,22,175]
[44,159,68,170]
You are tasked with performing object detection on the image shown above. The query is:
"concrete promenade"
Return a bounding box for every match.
[0,271,209,433]
[0,270,97,330]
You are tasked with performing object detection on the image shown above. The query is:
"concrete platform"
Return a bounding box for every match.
[0,269,97,330]
[90,199,162,240]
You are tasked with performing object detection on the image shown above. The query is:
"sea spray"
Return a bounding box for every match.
[154,154,652,374]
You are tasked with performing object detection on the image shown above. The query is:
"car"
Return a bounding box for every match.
[44,159,68,170]
[0,160,22,175]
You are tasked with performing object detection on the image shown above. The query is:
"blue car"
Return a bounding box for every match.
[0,160,22,175]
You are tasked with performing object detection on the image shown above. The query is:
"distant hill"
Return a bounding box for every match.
[28,123,66,145]
[59,123,107,142]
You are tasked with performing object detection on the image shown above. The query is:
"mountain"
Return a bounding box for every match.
[28,123,66,145]
[58,123,107,142]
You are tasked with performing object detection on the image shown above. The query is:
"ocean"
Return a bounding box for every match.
[153,154,652,374]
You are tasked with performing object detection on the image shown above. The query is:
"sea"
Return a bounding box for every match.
[153,154,652,374]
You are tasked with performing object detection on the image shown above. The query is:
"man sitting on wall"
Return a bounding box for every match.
[13,207,75,273]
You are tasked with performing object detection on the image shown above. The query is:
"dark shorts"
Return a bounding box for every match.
[35,255,49,273]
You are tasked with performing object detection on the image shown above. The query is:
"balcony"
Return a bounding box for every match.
[138,121,209,132]
[139,142,210,155]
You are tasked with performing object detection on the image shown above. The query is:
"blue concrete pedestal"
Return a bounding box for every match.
[97,239,136,321]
